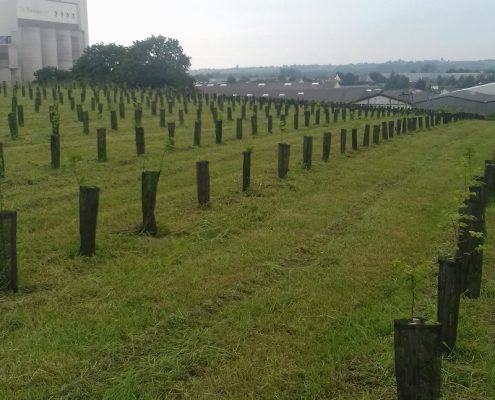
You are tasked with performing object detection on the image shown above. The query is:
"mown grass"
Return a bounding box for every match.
[0,89,494,399]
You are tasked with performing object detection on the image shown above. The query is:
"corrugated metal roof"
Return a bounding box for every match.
[198,82,436,105]
[198,82,371,103]
[413,83,495,105]
[437,83,495,103]
[449,82,495,96]
[439,91,495,103]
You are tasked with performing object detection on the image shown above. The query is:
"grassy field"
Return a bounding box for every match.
[0,90,495,399]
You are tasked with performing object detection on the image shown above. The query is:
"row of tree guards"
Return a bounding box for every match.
[28,112,479,174]
[47,115,465,168]
[394,159,495,399]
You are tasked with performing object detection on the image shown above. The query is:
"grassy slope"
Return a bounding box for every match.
[0,91,494,399]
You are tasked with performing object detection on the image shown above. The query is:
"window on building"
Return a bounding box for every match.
[0,46,9,67]
[0,36,12,44]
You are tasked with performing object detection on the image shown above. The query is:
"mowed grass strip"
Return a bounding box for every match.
[0,92,494,398]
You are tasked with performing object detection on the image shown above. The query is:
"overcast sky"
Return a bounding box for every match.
[87,0,495,70]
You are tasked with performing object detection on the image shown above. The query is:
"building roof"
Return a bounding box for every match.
[415,82,495,105]
[197,82,439,106]
[440,91,495,103]
[197,82,373,103]
[448,82,495,97]
[389,90,432,104]
[352,89,431,105]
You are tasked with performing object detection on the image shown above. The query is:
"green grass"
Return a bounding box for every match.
[0,89,494,399]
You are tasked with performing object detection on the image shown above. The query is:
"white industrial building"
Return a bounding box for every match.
[354,90,412,109]
[0,0,89,83]
[414,83,495,117]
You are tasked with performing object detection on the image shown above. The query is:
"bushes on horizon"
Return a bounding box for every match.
[34,67,73,84]
[384,73,410,90]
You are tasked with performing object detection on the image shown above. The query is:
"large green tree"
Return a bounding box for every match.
[119,35,192,88]
[71,36,193,88]
[72,43,127,83]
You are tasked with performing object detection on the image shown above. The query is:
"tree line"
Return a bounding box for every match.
[34,35,193,88]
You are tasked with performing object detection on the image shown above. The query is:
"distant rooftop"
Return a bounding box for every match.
[438,82,495,103]
[449,82,495,96]
[198,82,371,102]
[197,82,430,105]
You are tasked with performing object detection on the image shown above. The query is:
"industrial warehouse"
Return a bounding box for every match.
[0,0,89,83]
[197,81,495,117]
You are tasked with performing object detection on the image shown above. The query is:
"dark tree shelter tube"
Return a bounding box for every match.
[79,186,100,257]
[141,171,160,236]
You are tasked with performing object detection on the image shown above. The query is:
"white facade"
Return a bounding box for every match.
[355,95,412,109]
[0,0,89,83]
